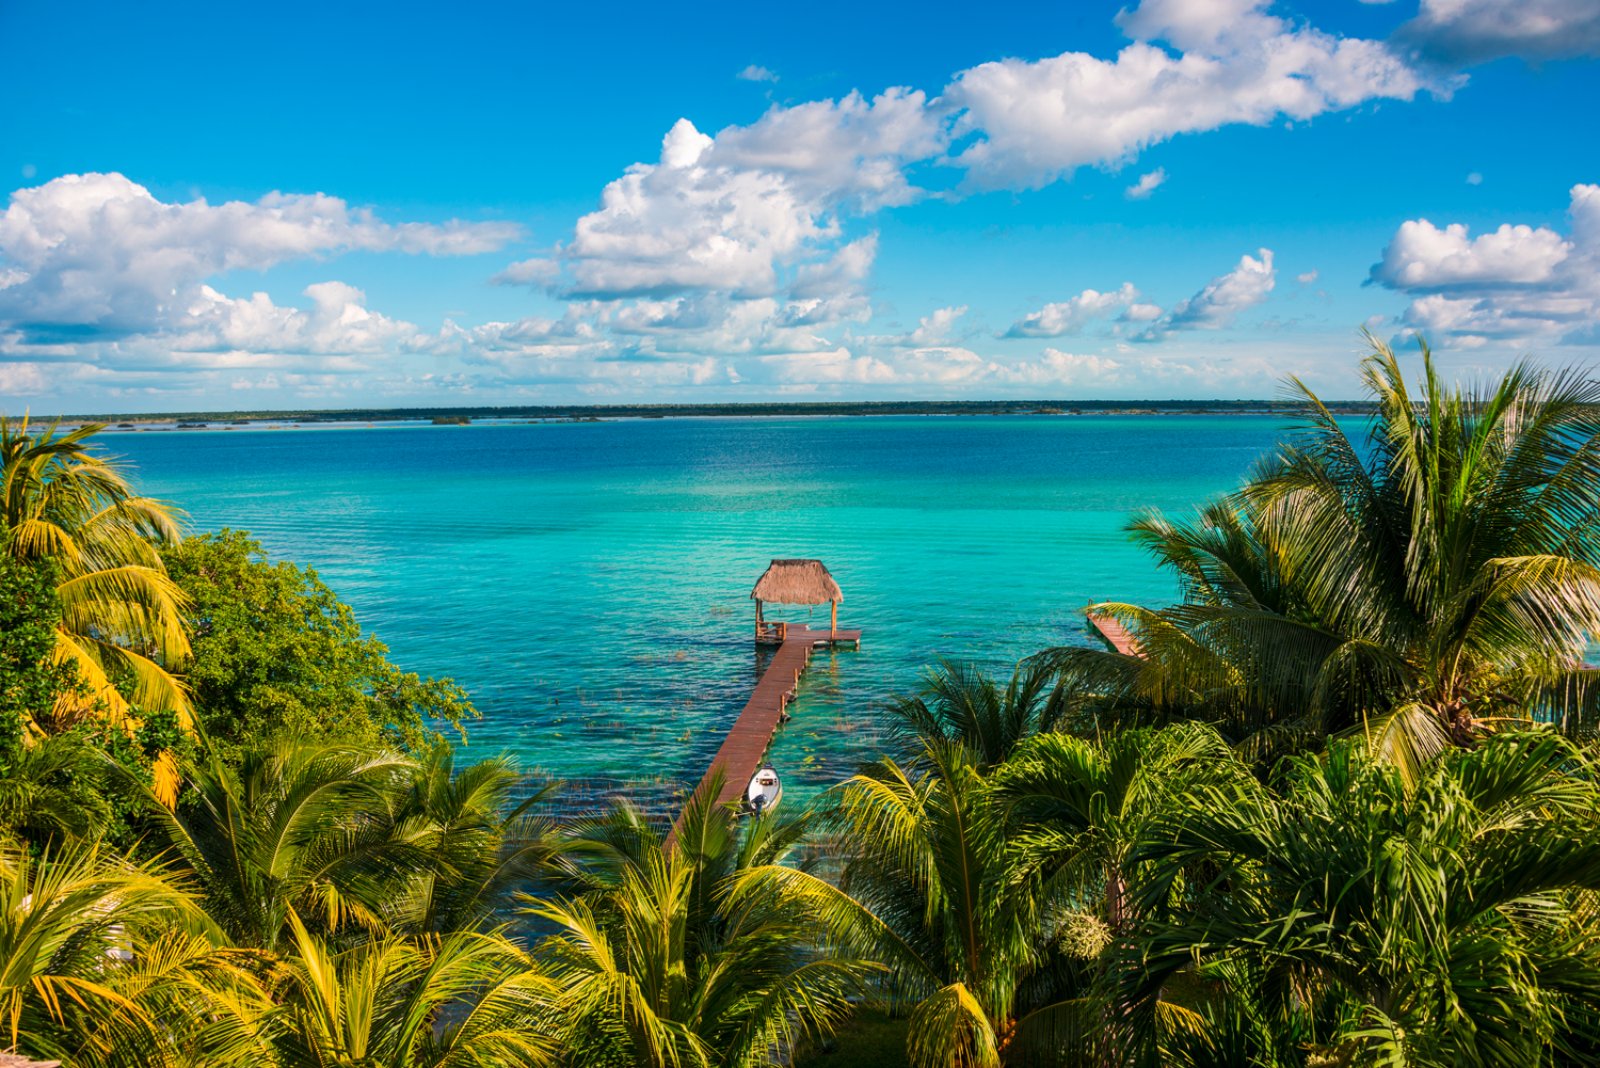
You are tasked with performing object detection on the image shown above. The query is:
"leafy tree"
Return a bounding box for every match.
[0,415,191,802]
[1126,730,1600,1066]
[0,556,72,761]
[1043,340,1600,771]
[141,738,564,953]
[162,530,473,757]
[140,741,426,950]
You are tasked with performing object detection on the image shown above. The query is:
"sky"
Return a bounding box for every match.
[3,0,1599,412]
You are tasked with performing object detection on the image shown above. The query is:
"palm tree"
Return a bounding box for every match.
[1123,729,1600,1066]
[386,745,566,936]
[273,911,559,1068]
[530,778,874,1067]
[887,659,1068,772]
[1041,339,1600,771]
[0,838,270,1068]
[0,416,191,802]
[141,741,427,950]
[0,731,114,842]
[744,738,1087,1067]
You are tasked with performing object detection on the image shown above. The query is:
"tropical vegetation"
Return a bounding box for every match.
[3,340,1600,1067]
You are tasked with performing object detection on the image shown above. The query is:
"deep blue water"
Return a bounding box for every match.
[108,415,1295,806]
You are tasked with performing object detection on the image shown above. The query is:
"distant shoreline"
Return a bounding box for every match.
[38,398,1377,429]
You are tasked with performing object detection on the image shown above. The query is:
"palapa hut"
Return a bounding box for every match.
[750,558,843,642]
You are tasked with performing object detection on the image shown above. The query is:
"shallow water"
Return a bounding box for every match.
[111,415,1294,807]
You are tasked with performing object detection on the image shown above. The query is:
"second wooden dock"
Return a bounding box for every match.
[1087,607,1143,656]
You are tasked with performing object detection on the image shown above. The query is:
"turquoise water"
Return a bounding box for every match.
[109,416,1292,807]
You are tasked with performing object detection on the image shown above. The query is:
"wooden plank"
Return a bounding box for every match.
[1087,608,1143,657]
[667,621,862,849]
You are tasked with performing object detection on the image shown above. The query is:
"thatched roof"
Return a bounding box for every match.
[751,559,843,605]
[1,1054,62,1067]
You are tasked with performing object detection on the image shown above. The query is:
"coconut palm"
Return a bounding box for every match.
[385,745,566,936]
[1123,730,1600,1066]
[887,659,1069,772]
[1041,339,1600,771]
[0,731,111,842]
[530,778,874,1067]
[741,740,1089,1067]
[273,911,559,1068]
[0,415,191,801]
[141,741,427,950]
[0,838,270,1068]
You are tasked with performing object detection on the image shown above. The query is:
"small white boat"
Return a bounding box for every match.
[746,766,782,816]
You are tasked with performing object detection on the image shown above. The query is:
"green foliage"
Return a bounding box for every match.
[0,555,70,761]
[531,781,877,1067]
[272,913,559,1068]
[0,837,272,1067]
[1126,730,1600,1067]
[1,414,192,738]
[1042,339,1600,770]
[162,529,475,757]
[139,739,562,952]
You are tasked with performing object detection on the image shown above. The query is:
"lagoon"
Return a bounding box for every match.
[111,415,1295,807]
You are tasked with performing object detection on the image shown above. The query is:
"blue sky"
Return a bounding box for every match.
[3,0,1598,411]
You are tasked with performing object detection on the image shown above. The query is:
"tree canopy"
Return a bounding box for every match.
[162,530,474,758]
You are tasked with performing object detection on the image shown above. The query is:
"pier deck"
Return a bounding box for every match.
[1087,609,1143,657]
[669,624,860,847]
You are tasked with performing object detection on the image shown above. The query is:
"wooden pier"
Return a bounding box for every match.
[1087,607,1143,657]
[669,624,860,847]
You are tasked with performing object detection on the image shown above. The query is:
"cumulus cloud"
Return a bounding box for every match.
[174,281,420,356]
[1396,0,1600,65]
[789,234,878,299]
[1371,183,1600,346]
[1141,249,1276,340]
[904,305,968,346]
[1373,216,1570,287]
[1125,168,1167,199]
[541,91,941,302]
[528,0,1431,319]
[737,64,779,83]
[0,172,518,341]
[946,0,1433,189]
[1005,283,1143,338]
[1297,269,1320,284]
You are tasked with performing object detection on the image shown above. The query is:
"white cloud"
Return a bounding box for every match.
[1125,168,1167,199]
[905,305,968,346]
[0,172,518,342]
[945,0,1433,189]
[1467,171,1483,185]
[789,234,878,299]
[0,360,52,395]
[1005,283,1143,338]
[1372,183,1600,346]
[1397,0,1600,65]
[1141,249,1276,339]
[544,91,941,302]
[1002,349,1128,387]
[737,64,779,83]
[1373,217,1570,288]
[173,281,420,356]
[1297,269,1319,284]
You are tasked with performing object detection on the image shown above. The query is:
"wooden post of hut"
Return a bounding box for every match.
[750,559,843,644]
